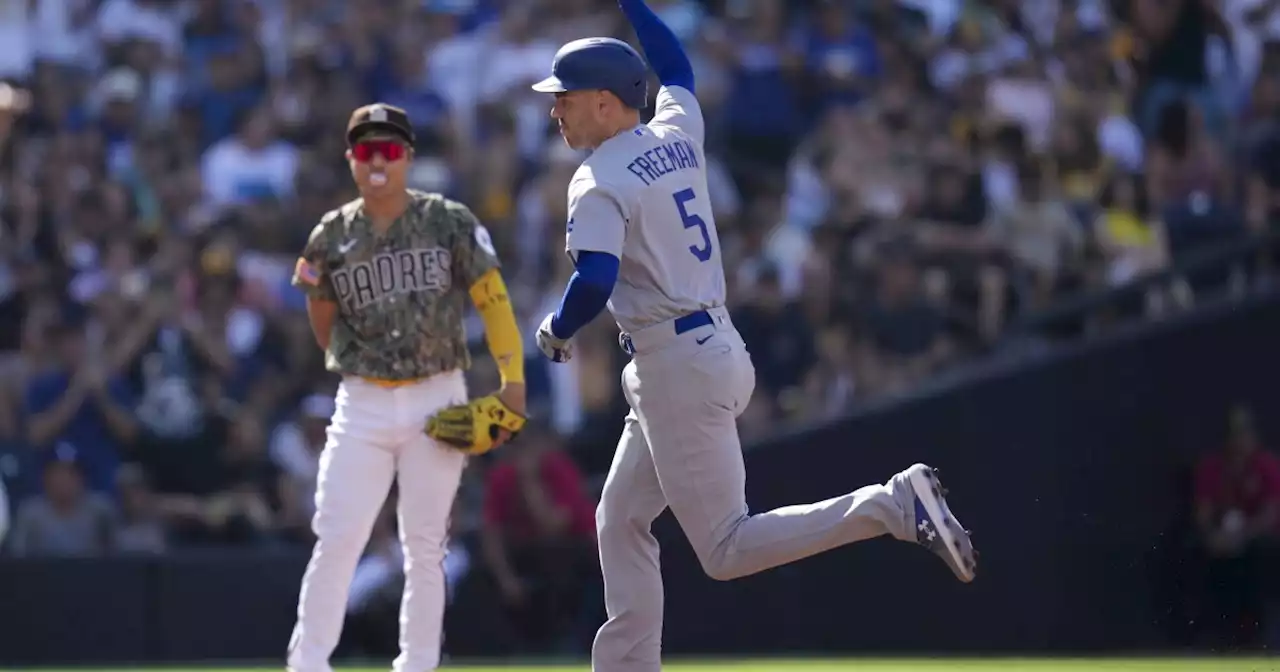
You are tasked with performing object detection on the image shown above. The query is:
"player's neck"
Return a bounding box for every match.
[592,113,642,148]
[362,189,410,231]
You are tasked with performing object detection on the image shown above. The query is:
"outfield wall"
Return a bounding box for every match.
[1,292,1277,664]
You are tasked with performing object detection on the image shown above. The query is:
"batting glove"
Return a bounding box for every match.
[536,313,573,363]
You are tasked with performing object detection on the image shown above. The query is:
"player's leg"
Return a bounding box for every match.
[288,382,399,672]
[632,338,976,582]
[391,373,469,672]
[592,403,669,672]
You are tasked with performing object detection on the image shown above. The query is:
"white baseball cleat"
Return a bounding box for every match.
[906,463,978,583]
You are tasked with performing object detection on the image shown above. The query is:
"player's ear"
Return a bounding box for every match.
[344,148,353,162]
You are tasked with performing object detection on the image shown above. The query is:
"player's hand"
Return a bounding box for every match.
[492,382,526,449]
[536,313,573,363]
[425,392,527,456]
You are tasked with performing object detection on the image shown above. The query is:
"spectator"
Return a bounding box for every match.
[856,247,954,398]
[1128,0,1231,138]
[706,0,804,187]
[1092,172,1170,289]
[125,288,230,494]
[982,123,1030,213]
[800,324,857,420]
[369,40,456,159]
[984,164,1087,308]
[1147,99,1244,293]
[1046,115,1109,217]
[269,393,330,541]
[797,0,882,113]
[1239,73,1280,156]
[481,429,597,653]
[96,0,185,59]
[472,3,559,160]
[732,266,817,420]
[1243,87,1280,258]
[1192,406,1280,648]
[114,462,167,554]
[24,318,138,494]
[1146,99,1229,213]
[201,105,299,208]
[7,445,118,557]
[914,163,1007,341]
[184,48,266,150]
[198,412,278,545]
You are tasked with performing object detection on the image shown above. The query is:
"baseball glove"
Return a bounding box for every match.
[426,394,527,455]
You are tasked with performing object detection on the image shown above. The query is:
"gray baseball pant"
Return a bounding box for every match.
[591,307,918,672]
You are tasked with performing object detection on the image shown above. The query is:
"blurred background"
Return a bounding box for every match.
[0,0,1278,665]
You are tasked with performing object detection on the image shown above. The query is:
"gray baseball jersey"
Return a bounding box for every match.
[564,85,725,332]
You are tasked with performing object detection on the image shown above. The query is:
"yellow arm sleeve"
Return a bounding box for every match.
[469,268,525,385]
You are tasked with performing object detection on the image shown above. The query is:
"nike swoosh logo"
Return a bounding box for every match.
[339,240,359,254]
[695,335,712,345]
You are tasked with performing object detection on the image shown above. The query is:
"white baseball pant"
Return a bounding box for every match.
[287,371,468,672]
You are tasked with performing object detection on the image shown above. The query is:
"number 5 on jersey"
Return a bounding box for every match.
[673,188,713,263]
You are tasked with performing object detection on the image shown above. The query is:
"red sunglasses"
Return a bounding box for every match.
[351,140,408,163]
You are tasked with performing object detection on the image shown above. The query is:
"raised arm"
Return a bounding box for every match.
[619,0,694,93]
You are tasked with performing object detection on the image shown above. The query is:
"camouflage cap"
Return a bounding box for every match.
[346,103,415,146]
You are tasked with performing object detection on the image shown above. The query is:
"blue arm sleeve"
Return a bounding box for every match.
[618,0,694,93]
[549,251,619,340]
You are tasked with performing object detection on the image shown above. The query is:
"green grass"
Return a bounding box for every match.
[22,660,1280,672]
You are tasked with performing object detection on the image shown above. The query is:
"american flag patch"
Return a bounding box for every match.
[294,257,320,286]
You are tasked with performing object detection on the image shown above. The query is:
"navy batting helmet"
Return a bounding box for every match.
[531,37,649,110]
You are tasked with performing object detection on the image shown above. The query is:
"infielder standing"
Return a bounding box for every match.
[531,3,980,670]
[288,103,528,672]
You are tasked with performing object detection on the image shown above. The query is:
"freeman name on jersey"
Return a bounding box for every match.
[624,137,699,186]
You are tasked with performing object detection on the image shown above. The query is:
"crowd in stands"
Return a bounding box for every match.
[0,0,1278,654]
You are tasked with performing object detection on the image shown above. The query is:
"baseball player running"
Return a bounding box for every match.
[531,3,979,670]
[287,103,528,672]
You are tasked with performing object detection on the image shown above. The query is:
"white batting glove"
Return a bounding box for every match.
[536,313,573,363]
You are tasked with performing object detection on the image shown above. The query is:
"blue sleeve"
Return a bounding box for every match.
[549,251,620,340]
[619,0,694,93]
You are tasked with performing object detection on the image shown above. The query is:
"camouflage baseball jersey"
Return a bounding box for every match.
[291,189,501,380]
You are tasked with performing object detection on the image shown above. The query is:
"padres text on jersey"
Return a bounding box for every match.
[292,190,501,380]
